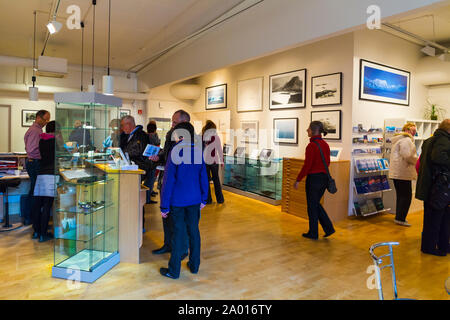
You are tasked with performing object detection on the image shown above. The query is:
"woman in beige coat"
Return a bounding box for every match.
[388,123,418,226]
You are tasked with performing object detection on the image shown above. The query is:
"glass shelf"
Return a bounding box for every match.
[54,225,115,243]
[55,202,113,215]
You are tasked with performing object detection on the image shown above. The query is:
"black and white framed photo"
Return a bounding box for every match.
[237,77,263,112]
[273,118,298,145]
[205,84,227,110]
[22,110,36,127]
[310,110,342,140]
[240,120,259,144]
[311,72,342,106]
[120,109,131,118]
[359,59,410,106]
[269,69,306,109]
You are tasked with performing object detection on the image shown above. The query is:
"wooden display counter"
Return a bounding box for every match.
[281,158,350,223]
[95,164,146,264]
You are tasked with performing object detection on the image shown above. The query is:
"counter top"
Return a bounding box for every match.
[93,163,145,175]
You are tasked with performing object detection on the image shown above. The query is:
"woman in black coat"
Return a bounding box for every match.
[416,119,450,256]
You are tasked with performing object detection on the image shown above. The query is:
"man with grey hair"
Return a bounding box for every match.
[149,109,190,255]
[120,115,151,175]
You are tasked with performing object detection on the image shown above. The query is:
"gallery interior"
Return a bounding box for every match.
[0,0,449,300]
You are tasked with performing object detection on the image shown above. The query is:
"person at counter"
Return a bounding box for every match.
[120,116,151,171]
[294,121,335,240]
[159,121,209,279]
[23,109,50,225]
[144,120,160,204]
[69,120,92,148]
[102,119,121,150]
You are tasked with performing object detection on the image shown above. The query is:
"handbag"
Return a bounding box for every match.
[313,140,337,194]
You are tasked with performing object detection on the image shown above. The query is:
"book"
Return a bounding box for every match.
[143,144,161,157]
[381,175,390,190]
[373,198,384,211]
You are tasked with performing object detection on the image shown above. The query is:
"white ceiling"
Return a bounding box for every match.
[0,0,245,71]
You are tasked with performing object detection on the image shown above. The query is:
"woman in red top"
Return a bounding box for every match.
[294,121,335,240]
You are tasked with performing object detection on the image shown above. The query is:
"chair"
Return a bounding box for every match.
[369,241,415,300]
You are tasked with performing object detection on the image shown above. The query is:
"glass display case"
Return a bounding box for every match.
[52,92,122,283]
[223,155,283,201]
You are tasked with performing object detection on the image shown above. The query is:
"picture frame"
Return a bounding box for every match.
[359,59,410,106]
[270,69,306,110]
[330,147,343,161]
[273,118,298,145]
[237,77,263,112]
[311,72,342,106]
[240,120,259,144]
[120,109,131,118]
[22,110,36,127]
[310,110,342,140]
[205,84,227,110]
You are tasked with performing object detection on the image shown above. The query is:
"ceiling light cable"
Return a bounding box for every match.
[81,21,85,91]
[91,0,96,87]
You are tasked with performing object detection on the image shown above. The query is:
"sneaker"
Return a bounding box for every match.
[394,219,411,227]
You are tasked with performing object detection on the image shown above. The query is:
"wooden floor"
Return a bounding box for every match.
[0,190,448,300]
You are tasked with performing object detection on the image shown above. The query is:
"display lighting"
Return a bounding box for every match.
[46,19,62,34]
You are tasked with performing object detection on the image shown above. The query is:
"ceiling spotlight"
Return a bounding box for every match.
[47,19,62,34]
[421,45,436,57]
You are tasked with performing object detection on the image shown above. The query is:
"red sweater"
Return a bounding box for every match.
[296,135,330,182]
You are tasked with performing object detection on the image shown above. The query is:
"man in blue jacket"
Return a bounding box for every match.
[159,122,209,279]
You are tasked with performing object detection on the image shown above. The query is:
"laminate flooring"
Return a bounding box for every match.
[0,190,448,300]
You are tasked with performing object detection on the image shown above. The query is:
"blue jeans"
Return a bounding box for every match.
[168,204,201,277]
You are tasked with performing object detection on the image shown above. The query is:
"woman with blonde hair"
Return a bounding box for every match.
[388,122,418,226]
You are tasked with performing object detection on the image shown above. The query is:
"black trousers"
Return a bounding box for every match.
[24,159,40,223]
[32,196,54,235]
[393,179,412,222]
[305,173,335,237]
[206,164,224,203]
[168,204,201,277]
[421,202,450,254]
[162,211,189,253]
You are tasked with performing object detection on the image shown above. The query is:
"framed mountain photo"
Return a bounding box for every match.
[270,69,306,109]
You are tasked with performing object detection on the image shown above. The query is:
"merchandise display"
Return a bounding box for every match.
[52,92,121,283]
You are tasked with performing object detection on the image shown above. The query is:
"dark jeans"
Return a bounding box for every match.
[393,179,412,222]
[206,164,224,203]
[168,204,201,277]
[421,202,450,254]
[144,168,157,203]
[305,173,335,238]
[25,159,40,223]
[32,196,54,235]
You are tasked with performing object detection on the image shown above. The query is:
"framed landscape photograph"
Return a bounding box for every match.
[273,118,298,145]
[240,120,259,144]
[311,72,342,106]
[359,59,410,106]
[22,110,36,127]
[206,84,227,110]
[270,69,306,109]
[310,110,342,140]
[237,77,263,112]
[120,109,131,118]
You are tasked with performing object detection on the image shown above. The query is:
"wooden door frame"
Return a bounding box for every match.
[0,105,11,152]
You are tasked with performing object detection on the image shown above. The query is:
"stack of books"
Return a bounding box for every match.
[354,198,385,215]
[354,175,390,194]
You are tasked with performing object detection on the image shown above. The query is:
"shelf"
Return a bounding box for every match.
[354,188,392,196]
[355,169,389,174]
[56,202,114,215]
[353,208,391,217]
[54,225,115,243]
[58,178,112,187]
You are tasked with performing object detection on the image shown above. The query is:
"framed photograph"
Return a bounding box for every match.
[270,69,306,109]
[310,110,342,140]
[206,84,227,110]
[22,110,36,127]
[359,59,410,106]
[240,120,259,144]
[330,147,343,161]
[237,77,263,112]
[273,118,298,145]
[259,148,273,161]
[311,72,342,106]
[120,109,131,118]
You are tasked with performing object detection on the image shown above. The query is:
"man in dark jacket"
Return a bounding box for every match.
[416,119,450,256]
[120,116,151,172]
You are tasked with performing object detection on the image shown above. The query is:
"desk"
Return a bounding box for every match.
[94,164,146,264]
[0,174,29,232]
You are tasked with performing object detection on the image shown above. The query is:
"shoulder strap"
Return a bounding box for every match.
[313,140,331,178]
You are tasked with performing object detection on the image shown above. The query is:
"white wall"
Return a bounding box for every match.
[427,85,450,119]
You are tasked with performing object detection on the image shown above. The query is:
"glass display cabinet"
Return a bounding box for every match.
[52,92,122,283]
[223,155,283,203]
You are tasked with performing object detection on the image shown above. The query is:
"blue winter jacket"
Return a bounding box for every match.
[160,140,209,212]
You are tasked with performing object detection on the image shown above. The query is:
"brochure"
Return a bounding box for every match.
[143,144,161,157]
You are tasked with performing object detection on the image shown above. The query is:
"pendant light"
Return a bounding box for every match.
[102,0,114,95]
[29,10,38,101]
[88,0,97,92]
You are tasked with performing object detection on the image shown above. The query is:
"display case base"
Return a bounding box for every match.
[222,185,281,206]
[52,251,120,283]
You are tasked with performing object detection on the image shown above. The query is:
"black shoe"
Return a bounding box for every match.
[38,234,53,242]
[302,233,318,240]
[152,246,171,254]
[159,267,178,279]
[32,232,39,239]
[187,261,198,274]
[151,191,158,197]
[324,230,335,238]
[422,249,447,257]
[181,252,188,260]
